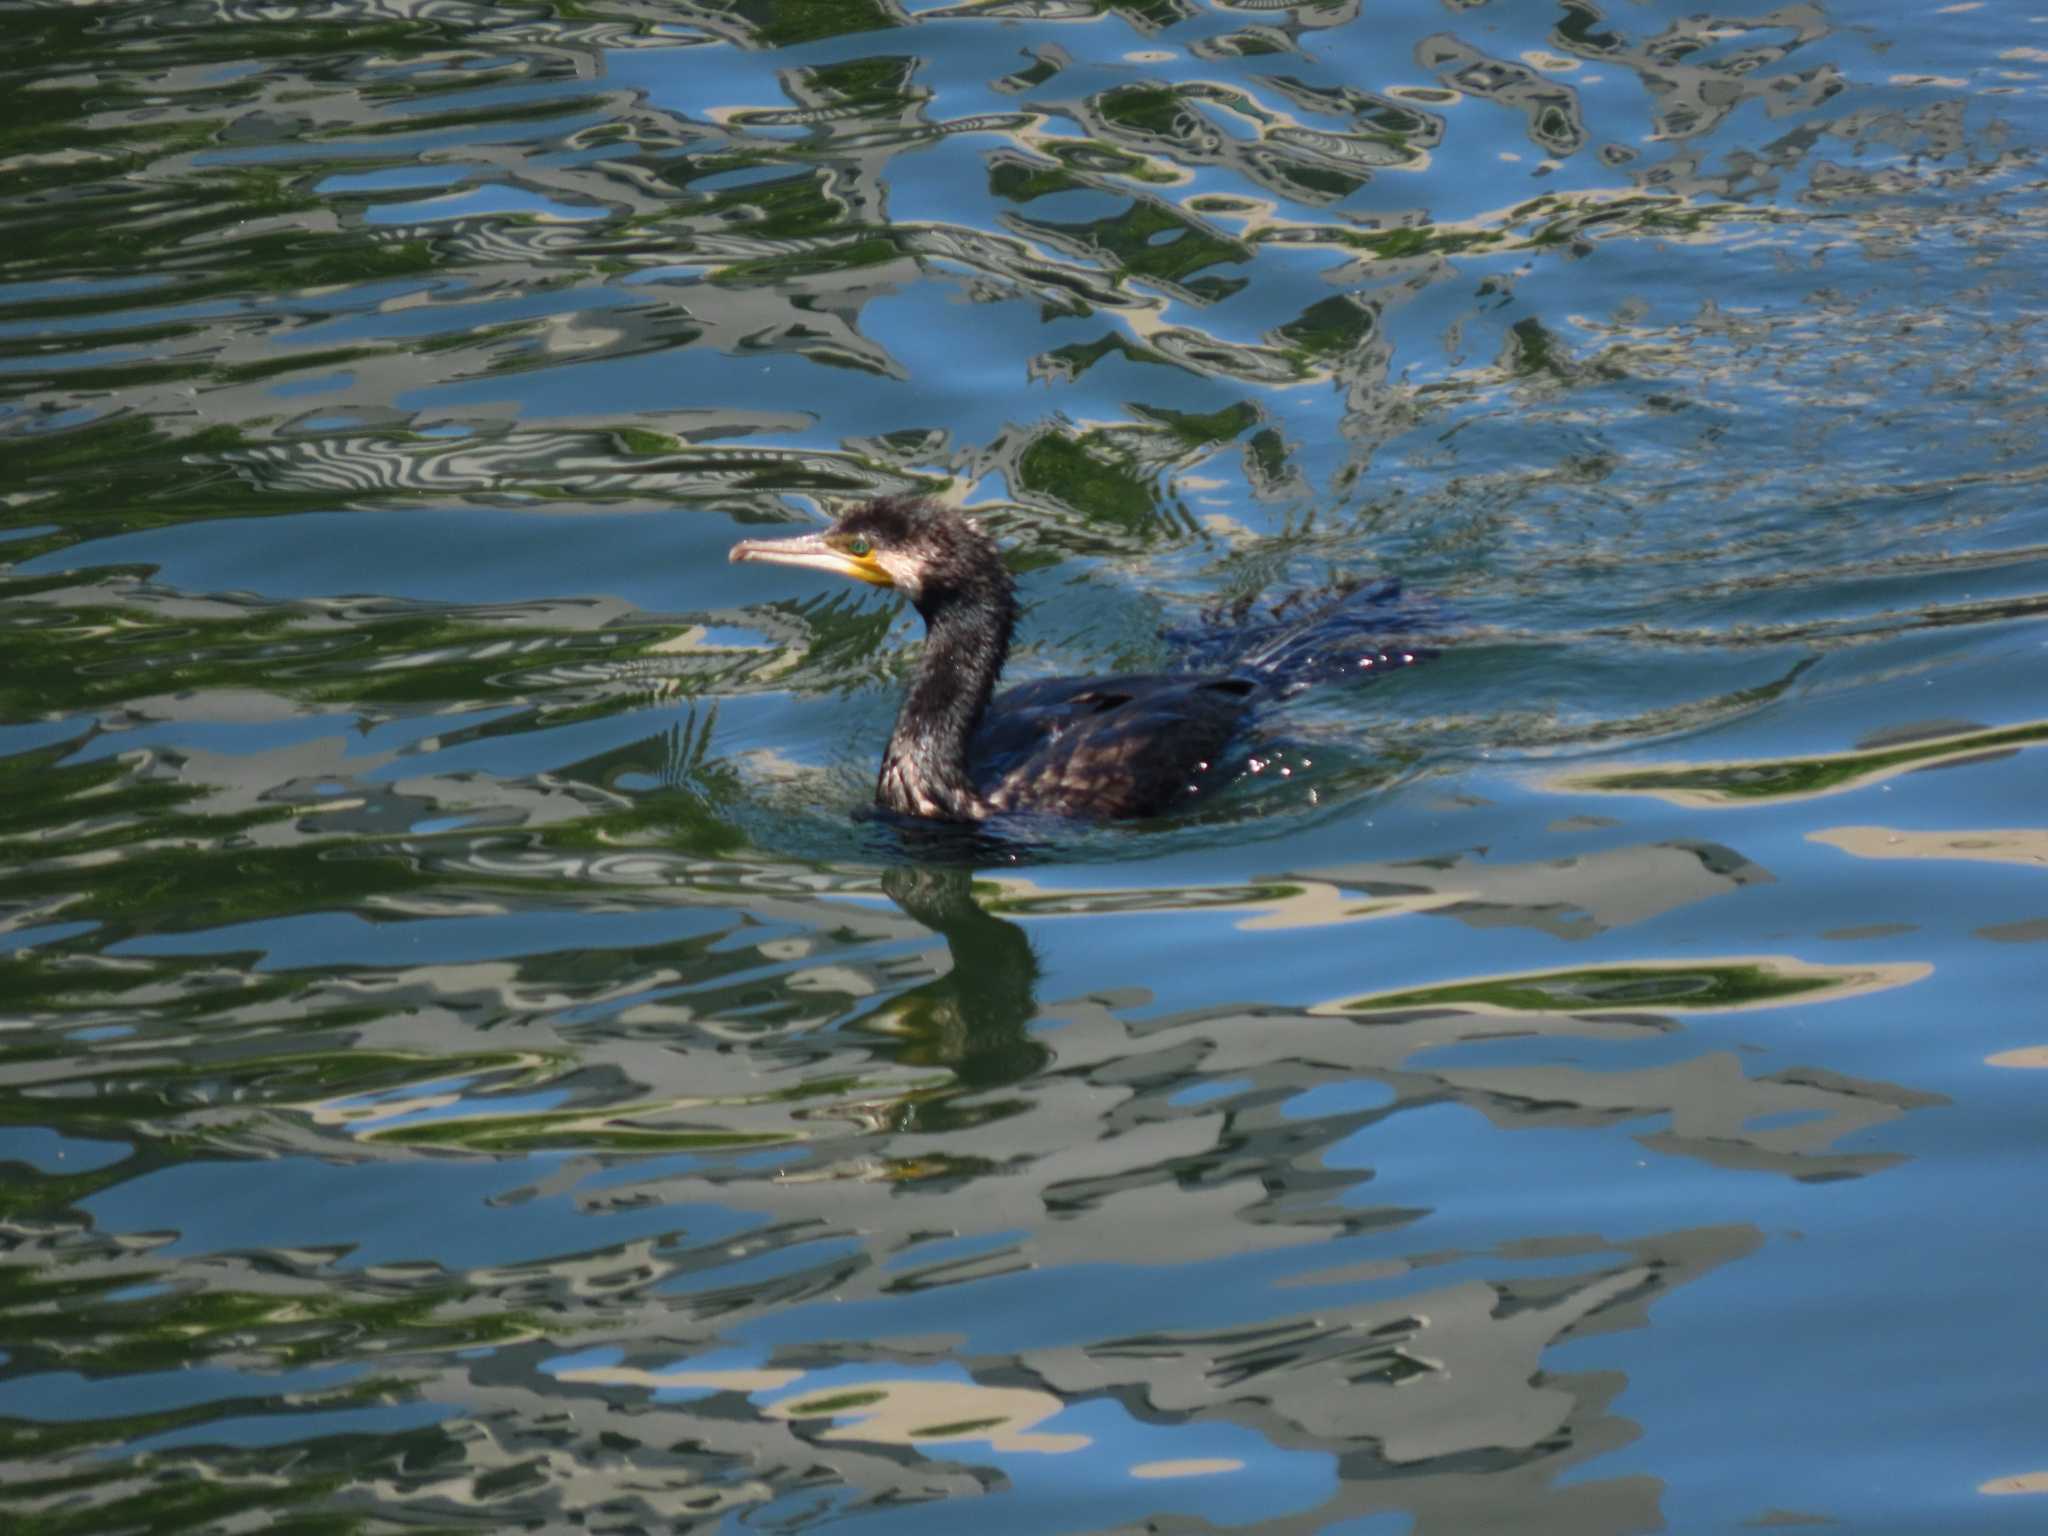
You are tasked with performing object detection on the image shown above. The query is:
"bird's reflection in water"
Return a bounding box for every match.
[876,862,1049,1116]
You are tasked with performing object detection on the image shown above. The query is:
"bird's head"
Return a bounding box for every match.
[729,496,1010,616]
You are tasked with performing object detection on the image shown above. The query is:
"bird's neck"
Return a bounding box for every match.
[878,587,1014,820]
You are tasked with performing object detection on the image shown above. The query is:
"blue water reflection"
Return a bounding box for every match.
[2,0,2046,1529]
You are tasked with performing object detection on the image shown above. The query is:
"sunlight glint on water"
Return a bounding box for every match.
[1,0,2046,1531]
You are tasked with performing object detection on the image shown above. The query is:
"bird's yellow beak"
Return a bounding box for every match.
[728,530,894,588]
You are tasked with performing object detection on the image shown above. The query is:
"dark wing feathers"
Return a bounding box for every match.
[970,673,1252,818]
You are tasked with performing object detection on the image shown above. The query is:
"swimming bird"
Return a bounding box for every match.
[729,496,1425,822]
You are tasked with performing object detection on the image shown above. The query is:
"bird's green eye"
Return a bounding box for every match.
[847,536,872,558]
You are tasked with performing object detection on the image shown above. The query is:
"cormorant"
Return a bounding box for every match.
[729,496,1424,822]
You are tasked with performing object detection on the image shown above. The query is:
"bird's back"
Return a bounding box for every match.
[962,577,1440,819]
[970,672,1256,818]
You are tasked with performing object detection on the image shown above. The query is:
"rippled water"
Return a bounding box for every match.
[4,0,2047,1530]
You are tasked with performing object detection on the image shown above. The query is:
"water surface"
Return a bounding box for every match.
[3,0,2047,1531]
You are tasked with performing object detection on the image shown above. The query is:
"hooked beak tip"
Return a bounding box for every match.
[725,531,890,588]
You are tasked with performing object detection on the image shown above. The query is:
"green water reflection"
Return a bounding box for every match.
[3,0,2045,1530]
[1564,720,2048,806]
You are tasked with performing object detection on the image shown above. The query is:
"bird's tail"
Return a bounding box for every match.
[1162,577,1442,697]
